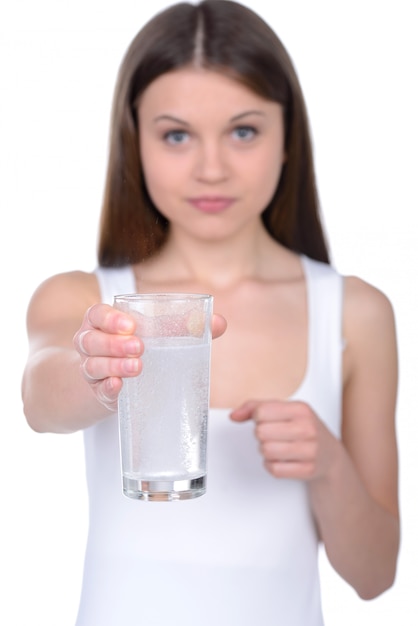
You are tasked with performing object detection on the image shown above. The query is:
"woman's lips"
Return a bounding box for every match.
[187,197,236,213]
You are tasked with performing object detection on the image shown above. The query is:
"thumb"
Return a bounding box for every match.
[230,400,261,422]
[212,314,227,340]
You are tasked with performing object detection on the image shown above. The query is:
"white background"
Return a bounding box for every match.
[1,1,417,624]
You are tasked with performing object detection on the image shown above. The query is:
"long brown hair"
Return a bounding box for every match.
[98,0,330,266]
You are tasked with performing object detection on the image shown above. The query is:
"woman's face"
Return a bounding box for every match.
[138,67,286,243]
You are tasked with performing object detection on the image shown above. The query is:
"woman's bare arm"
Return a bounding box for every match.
[308,276,399,598]
[231,276,399,599]
[22,271,227,434]
[21,271,141,433]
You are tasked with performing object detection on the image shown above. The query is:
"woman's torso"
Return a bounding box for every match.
[75,254,343,626]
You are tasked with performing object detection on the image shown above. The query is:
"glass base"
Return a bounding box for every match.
[123,474,206,501]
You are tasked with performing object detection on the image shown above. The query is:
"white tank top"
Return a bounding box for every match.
[75,255,343,626]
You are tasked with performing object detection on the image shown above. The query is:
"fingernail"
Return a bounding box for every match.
[118,317,134,332]
[125,338,141,355]
[124,358,140,374]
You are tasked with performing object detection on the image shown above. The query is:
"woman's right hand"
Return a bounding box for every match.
[73,303,143,412]
[73,303,227,413]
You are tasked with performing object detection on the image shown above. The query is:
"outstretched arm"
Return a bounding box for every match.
[22,271,226,434]
[21,271,128,433]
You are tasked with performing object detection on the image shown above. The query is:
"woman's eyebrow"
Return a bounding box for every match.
[153,114,190,125]
[230,110,265,122]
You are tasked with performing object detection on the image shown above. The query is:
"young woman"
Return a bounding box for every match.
[22,2,399,625]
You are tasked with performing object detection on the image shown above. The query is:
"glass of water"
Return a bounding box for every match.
[113,293,213,501]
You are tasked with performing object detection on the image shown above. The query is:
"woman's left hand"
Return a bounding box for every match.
[230,399,339,481]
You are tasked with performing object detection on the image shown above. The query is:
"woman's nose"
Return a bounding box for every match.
[193,140,229,183]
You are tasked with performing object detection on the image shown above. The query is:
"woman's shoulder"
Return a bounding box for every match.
[344,275,395,324]
[340,275,397,399]
[31,269,99,300]
[27,270,100,325]
[343,275,397,361]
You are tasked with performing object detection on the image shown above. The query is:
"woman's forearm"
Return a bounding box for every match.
[22,346,112,434]
[309,441,400,599]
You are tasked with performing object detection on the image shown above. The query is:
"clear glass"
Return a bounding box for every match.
[114,293,213,501]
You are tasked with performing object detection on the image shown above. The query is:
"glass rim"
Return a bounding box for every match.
[113,292,213,302]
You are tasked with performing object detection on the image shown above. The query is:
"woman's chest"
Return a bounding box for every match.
[209,283,308,408]
[133,269,309,409]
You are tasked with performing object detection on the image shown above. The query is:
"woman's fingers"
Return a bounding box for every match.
[86,303,136,334]
[73,304,227,412]
[81,355,142,382]
[260,439,318,463]
[231,399,332,481]
[73,304,143,400]
[76,328,142,358]
[93,377,124,412]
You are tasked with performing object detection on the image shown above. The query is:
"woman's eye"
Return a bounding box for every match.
[232,126,257,141]
[164,130,189,145]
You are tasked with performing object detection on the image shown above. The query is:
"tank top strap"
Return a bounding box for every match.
[300,255,344,438]
[95,266,137,305]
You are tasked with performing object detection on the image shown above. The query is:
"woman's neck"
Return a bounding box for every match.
[136,224,300,292]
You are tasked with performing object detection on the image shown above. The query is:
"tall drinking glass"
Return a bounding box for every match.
[113,293,213,501]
